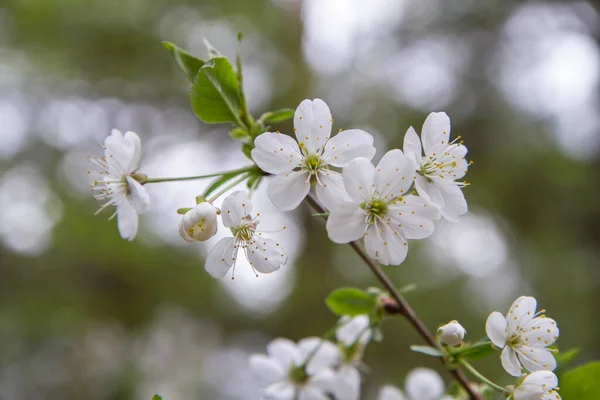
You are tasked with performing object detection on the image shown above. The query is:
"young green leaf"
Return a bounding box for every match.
[410,345,444,357]
[162,41,204,82]
[230,127,250,141]
[450,341,495,361]
[191,57,243,125]
[203,170,247,198]
[152,395,163,400]
[555,347,580,375]
[325,287,377,316]
[559,361,600,399]
[259,108,295,124]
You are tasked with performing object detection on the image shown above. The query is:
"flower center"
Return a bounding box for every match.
[188,218,207,236]
[288,364,309,385]
[360,198,388,224]
[303,153,324,172]
[231,221,256,242]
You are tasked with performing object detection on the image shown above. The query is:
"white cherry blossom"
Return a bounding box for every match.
[486,296,559,377]
[438,320,466,347]
[178,202,219,242]
[89,129,149,241]
[326,150,441,265]
[204,191,287,279]
[513,371,561,400]
[403,112,470,222]
[331,315,372,400]
[377,368,446,400]
[249,337,338,400]
[251,98,376,211]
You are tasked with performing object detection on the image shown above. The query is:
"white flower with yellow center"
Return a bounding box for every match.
[403,112,470,222]
[89,129,149,241]
[486,296,559,377]
[513,371,561,400]
[204,191,287,279]
[249,337,338,400]
[251,98,376,211]
[326,150,441,266]
[178,202,219,242]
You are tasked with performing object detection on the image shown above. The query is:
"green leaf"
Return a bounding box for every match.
[260,108,295,124]
[152,396,163,400]
[162,41,204,83]
[555,348,580,374]
[410,345,444,357]
[202,172,241,198]
[559,361,600,399]
[325,288,377,316]
[176,207,192,215]
[191,57,242,125]
[452,341,495,361]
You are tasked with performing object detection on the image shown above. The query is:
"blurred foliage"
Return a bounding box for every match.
[1,0,599,399]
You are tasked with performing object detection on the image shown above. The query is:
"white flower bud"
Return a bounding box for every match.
[179,202,219,242]
[437,320,466,347]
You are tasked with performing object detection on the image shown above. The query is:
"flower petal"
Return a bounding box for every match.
[125,176,150,214]
[387,195,440,240]
[521,370,558,390]
[485,311,508,348]
[249,354,285,383]
[298,338,339,374]
[104,129,131,174]
[322,129,376,167]
[403,126,423,166]
[267,338,301,369]
[432,178,467,222]
[501,346,523,377]
[221,191,252,228]
[342,157,375,203]
[251,132,303,174]
[521,317,559,347]
[375,149,415,200]
[336,315,371,347]
[332,365,361,400]
[364,220,408,266]
[433,142,468,180]
[414,175,445,207]
[294,98,332,154]
[507,296,538,334]
[264,381,295,400]
[124,131,142,171]
[315,170,349,211]
[326,202,367,244]
[298,386,329,400]
[405,368,444,400]
[378,385,407,400]
[204,237,235,279]
[267,171,310,211]
[516,346,557,373]
[421,112,451,157]
[116,198,139,241]
[246,237,287,274]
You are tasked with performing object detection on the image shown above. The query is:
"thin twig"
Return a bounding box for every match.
[305,193,481,400]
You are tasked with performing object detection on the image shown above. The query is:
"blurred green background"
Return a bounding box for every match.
[1,0,599,398]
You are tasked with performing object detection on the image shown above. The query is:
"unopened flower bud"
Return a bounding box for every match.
[438,320,466,347]
[179,202,219,242]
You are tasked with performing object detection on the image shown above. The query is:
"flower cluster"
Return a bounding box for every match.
[90,99,470,275]
[250,315,375,400]
[253,99,470,266]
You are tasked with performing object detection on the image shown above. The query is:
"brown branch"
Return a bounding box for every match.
[305,193,481,400]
